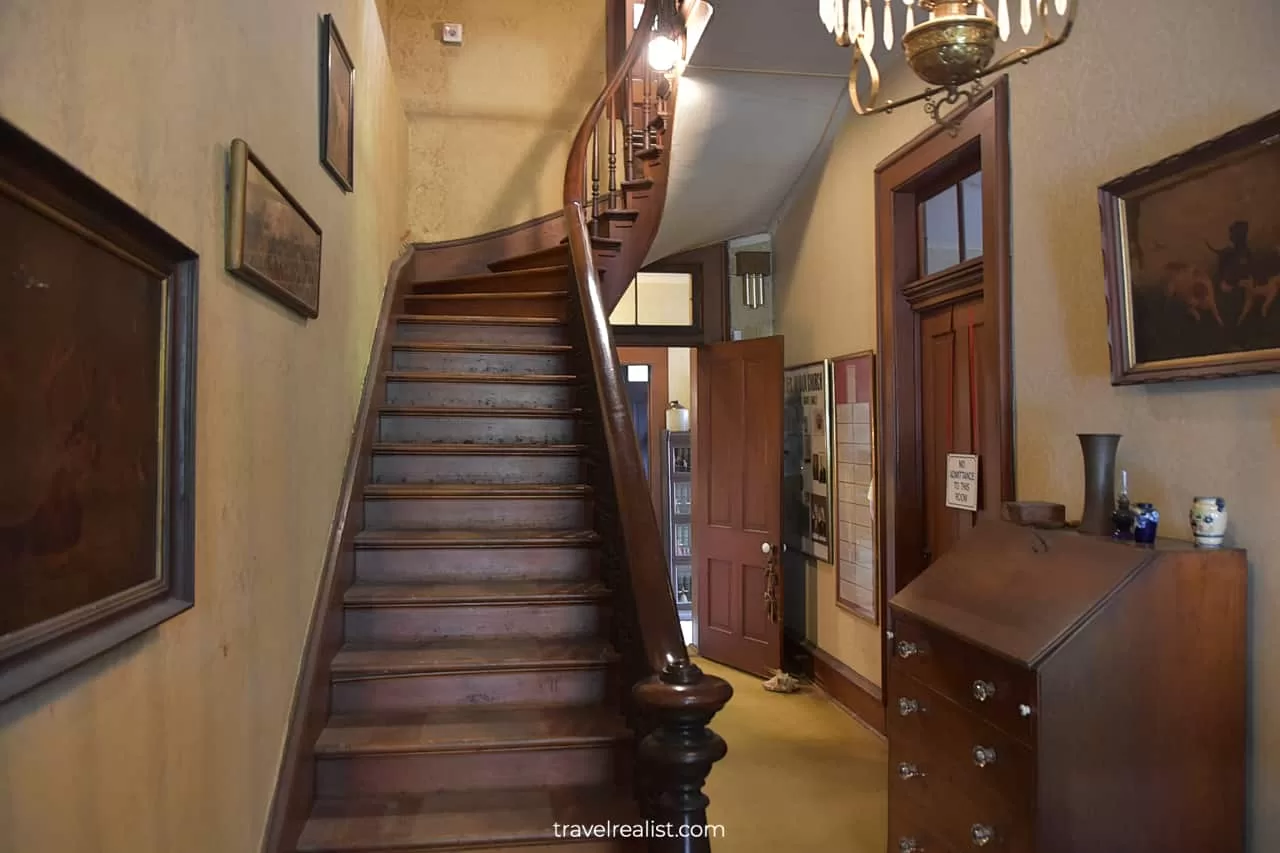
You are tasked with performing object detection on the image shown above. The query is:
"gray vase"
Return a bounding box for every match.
[1078,433,1121,536]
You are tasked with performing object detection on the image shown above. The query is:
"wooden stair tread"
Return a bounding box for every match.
[410,265,569,289]
[316,706,630,756]
[621,178,653,191]
[344,579,610,608]
[364,484,591,499]
[372,442,586,456]
[384,372,579,385]
[635,146,663,161]
[407,290,568,301]
[394,314,566,326]
[379,405,582,418]
[353,528,601,549]
[332,637,618,678]
[298,788,639,852]
[558,235,622,250]
[389,341,572,353]
[598,208,639,221]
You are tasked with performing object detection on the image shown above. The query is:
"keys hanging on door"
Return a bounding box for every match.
[762,542,779,624]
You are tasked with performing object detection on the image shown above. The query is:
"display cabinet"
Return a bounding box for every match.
[662,430,693,616]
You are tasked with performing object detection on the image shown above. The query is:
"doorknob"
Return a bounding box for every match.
[761,542,772,554]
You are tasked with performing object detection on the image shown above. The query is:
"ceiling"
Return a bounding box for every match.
[647,0,907,261]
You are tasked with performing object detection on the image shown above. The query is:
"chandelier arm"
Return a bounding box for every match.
[848,37,884,115]
[979,0,1076,79]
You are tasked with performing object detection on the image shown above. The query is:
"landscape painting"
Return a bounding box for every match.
[1101,110,1280,383]
[0,116,197,702]
[321,14,355,192]
[227,138,323,318]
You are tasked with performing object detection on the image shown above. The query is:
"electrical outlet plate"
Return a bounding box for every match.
[442,22,463,44]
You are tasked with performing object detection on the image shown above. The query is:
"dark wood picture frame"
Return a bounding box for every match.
[320,13,356,192]
[226,138,323,318]
[831,350,878,624]
[0,117,198,703]
[1100,109,1280,384]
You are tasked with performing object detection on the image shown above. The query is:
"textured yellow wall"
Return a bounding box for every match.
[775,0,1280,844]
[0,1,407,851]
[387,0,606,242]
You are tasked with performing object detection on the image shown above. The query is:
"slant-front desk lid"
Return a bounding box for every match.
[890,518,1174,667]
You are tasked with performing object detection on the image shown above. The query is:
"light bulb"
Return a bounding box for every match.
[648,35,680,72]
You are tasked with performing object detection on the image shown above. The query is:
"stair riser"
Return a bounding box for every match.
[412,272,568,295]
[331,669,611,714]
[395,321,566,346]
[344,603,606,642]
[386,380,576,410]
[379,415,578,445]
[371,453,584,486]
[391,350,571,375]
[488,246,571,273]
[355,546,596,583]
[364,497,590,530]
[403,295,567,318]
[315,744,624,797]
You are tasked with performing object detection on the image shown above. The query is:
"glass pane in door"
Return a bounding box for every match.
[625,364,652,480]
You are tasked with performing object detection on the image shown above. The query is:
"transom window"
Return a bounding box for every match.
[610,271,695,327]
[920,170,984,276]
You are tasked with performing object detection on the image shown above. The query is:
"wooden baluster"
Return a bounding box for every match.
[642,64,653,150]
[591,122,601,225]
[607,98,618,207]
[635,662,733,853]
[622,78,635,182]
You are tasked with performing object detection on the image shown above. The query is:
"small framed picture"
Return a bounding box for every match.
[226,138,323,318]
[321,14,355,192]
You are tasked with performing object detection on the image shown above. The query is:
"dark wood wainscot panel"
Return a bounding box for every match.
[0,117,198,703]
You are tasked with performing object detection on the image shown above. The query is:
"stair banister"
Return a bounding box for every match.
[562,2,732,850]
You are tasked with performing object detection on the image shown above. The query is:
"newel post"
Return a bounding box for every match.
[634,661,733,852]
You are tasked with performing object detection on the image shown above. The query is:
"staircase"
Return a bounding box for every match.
[295,263,646,853]
[266,4,730,852]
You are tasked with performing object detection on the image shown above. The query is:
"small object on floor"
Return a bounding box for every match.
[687,643,699,656]
[762,670,800,693]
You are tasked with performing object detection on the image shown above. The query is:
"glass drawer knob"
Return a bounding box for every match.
[972,679,996,701]
[897,761,925,780]
[972,745,997,767]
[898,697,920,716]
[971,824,995,847]
[899,839,923,853]
[1019,703,1033,717]
[897,640,922,659]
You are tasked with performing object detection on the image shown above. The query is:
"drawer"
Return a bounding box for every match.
[888,676,1034,820]
[889,613,1037,743]
[892,784,1033,853]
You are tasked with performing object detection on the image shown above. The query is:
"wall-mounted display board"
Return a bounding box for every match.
[832,351,878,623]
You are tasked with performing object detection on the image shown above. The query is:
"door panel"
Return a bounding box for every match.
[919,295,983,569]
[694,336,784,677]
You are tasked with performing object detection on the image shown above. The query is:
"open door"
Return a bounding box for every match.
[693,336,784,677]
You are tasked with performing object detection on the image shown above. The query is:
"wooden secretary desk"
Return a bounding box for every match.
[885,518,1247,853]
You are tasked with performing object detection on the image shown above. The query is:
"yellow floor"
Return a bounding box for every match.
[699,659,888,852]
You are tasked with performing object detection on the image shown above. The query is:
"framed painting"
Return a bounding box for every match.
[832,351,878,623]
[782,361,833,562]
[226,138,323,318]
[321,13,355,192]
[1100,109,1280,384]
[0,116,198,703]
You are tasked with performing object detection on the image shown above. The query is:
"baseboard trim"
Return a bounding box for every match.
[260,245,414,853]
[793,635,886,738]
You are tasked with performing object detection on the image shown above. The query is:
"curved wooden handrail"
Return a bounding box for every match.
[563,201,688,677]
[562,5,730,847]
[564,0,659,207]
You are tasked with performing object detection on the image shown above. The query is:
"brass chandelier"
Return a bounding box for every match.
[819,0,1077,124]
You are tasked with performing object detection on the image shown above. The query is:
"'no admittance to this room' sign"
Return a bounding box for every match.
[946,453,979,512]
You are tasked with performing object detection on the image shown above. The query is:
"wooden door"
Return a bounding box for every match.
[919,295,985,567]
[693,336,784,677]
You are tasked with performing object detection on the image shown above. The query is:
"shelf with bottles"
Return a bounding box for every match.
[674,568,693,609]
[671,443,692,475]
[673,523,692,559]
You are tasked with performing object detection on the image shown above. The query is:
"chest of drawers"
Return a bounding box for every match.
[886,519,1247,853]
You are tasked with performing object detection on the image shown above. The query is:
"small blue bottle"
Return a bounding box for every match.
[1133,502,1160,545]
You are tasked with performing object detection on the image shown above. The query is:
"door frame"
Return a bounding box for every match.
[874,79,1015,688]
[616,346,670,514]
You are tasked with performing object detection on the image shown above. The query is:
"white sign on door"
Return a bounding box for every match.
[945,453,980,512]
